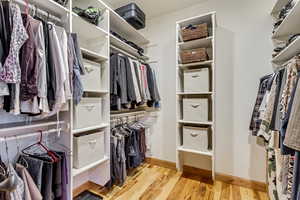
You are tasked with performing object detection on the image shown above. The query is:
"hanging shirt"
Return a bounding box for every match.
[55,25,72,100]
[128,58,141,103]
[0,3,28,84]
[47,22,67,116]
[19,14,40,101]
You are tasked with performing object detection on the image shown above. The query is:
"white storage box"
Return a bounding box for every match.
[73,131,105,169]
[184,69,209,92]
[183,98,209,122]
[81,59,102,92]
[182,126,210,152]
[74,98,102,129]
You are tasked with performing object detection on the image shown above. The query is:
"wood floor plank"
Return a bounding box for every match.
[231,185,242,200]
[112,166,161,200]
[75,164,269,200]
[212,181,222,200]
[139,168,177,200]
[220,182,231,200]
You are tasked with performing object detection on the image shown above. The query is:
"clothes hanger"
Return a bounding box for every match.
[22,130,59,163]
[15,136,29,168]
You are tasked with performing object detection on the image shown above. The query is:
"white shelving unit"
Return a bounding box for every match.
[271,0,289,17]
[71,0,111,192]
[272,0,300,39]
[271,0,300,70]
[176,12,216,180]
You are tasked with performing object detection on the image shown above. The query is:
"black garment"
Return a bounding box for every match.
[1,2,12,112]
[46,22,57,110]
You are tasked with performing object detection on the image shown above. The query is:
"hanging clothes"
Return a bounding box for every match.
[0,1,86,116]
[110,51,161,111]
[249,56,300,200]
[107,121,146,187]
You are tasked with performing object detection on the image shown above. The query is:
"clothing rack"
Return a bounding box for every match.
[110,111,146,119]
[110,45,148,62]
[0,127,63,142]
[14,0,62,22]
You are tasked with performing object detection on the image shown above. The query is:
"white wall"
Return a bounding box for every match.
[141,0,274,182]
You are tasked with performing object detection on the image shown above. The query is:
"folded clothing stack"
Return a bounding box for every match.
[273,34,300,58]
[73,6,105,26]
[273,0,296,33]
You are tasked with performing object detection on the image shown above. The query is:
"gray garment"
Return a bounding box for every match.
[110,54,128,106]
[123,55,136,102]
[18,155,43,191]
[70,33,84,105]
[128,58,141,103]
[152,68,161,101]
[270,69,284,130]
[284,74,300,151]
[292,152,300,200]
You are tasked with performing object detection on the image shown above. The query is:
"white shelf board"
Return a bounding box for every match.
[72,13,108,39]
[0,120,66,137]
[109,10,149,45]
[178,120,213,125]
[178,37,213,50]
[81,48,108,63]
[24,0,69,17]
[272,36,300,64]
[83,90,109,94]
[73,156,109,176]
[177,146,213,157]
[110,34,149,60]
[177,12,214,27]
[271,0,289,16]
[73,123,109,134]
[178,60,213,68]
[272,0,300,38]
[177,92,213,95]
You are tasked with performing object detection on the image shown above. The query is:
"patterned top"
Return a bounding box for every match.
[280,59,299,120]
[0,4,28,83]
[249,74,272,135]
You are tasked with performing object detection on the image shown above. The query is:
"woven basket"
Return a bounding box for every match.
[181,23,208,42]
[180,48,208,64]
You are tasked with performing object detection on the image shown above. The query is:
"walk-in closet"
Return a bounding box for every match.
[0,0,298,199]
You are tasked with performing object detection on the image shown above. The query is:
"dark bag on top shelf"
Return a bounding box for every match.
[180,48,209,64]
[115,3,146,30]
[181,23,209,42]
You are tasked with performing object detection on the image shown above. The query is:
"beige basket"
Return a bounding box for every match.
[181,23,208,42]
[180,48,208,64]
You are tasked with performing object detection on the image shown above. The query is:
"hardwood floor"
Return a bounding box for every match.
[74,164,269,200]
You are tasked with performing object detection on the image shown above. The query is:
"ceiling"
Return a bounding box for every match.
[106,0,206,19]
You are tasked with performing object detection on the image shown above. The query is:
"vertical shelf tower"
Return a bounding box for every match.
[71,0,110,192]
[176,12,216,180]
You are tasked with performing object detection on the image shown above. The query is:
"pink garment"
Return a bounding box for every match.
[15,164,42,200]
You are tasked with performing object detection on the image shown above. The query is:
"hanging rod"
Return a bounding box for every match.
[14,0,62,22]
[110,45,149,62]
[0,127,63,141]
[110,45,140,60]
[0,120,66,138]
[110,111,146,119]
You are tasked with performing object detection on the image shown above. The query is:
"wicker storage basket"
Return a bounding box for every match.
[181,23,208,42]
[180,48,208,64]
